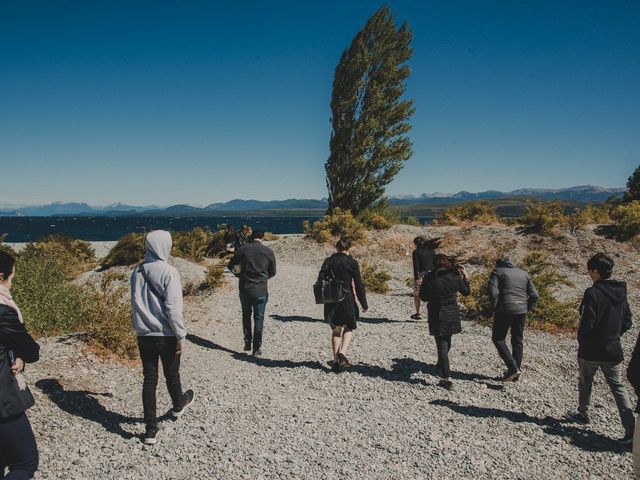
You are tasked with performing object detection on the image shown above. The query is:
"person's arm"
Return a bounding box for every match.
[163,270,187,343]
[412,250,420,280]
[0,308,40,363]
[578,290,597,335]
[526,276,540,311]
[458,267,471,296]
[353,262,368,311]
[622,298,632,335]
[228,250,241,272]
[487,271,499,308]
[268,250,276,279]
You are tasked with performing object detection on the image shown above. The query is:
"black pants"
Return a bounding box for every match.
[434,335,452,378]
[492,312,526,372]
[0,412,38,479]
[137,336,184,428]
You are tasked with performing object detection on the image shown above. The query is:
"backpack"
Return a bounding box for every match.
[313,269,345,304]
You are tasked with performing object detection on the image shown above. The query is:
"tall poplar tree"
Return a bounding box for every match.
[325,6,414,215]
[624,164,640,202]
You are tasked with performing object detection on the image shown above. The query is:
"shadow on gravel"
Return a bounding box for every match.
[187,334,331,373]
[35,378,150,440]
[269,315,420,325]
[430,399,628,453]
[270,314,319,323]
[359,317,421,324]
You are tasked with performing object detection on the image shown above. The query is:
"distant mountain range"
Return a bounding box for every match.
[0,186,624,217]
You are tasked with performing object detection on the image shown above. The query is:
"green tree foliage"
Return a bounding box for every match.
[304,208,366,243]
[433,201,500,226]
[326,6,414,215]
[519,201,567,235]
[611,201,640,239]
[624,164,640,202]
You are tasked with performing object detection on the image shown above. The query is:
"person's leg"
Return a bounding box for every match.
[252,294,268,352]
[340,328,354,356]
[633,414,640,477]
[510,314,526,370]
[601,362,636,436]
[332,326,344,362]
[239,291,253,347]
[158,336,184,412]
[435,335,451,379]
[492,312,518,372]
[577,358,599,415]
[138,337,161,428]
[0,413,39,480]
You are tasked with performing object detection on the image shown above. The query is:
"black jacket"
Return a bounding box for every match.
[319,253,368,311]
[412,249,435,280]
[627,332,640,413]
[0,305,40,419]
[488,260,539,315]
[422,268,470,337]
[228,241,276,297]
[577,280,632,363]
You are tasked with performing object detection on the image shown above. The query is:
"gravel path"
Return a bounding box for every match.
[24,232,638,479]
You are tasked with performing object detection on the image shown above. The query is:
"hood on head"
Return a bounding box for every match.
[496,258,516,268]
[145,230,172,262]
[595,280,627,306]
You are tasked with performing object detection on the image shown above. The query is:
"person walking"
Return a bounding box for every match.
[421,254,470,389]
[488,258,539,381]
[131,230,194,445]
[0,251,40,479]
[627,332,640,476]
[319,236,368,371]
[410,236,436,320]
[566,253,634,445]
[228,229,276,356]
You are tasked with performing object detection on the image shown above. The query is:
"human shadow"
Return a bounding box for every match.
[430,399,627,453]
[186,334,330,373]
[359,317,420,325]
[35,378,155,440]
[270,314,319,323]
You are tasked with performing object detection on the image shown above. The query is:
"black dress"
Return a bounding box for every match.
[422,268,471,337]
[319,253,368,330]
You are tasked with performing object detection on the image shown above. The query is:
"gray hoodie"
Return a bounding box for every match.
[130,230,187,340]
[488,259,539,315]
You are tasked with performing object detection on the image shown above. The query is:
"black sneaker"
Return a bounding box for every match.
[565,410,590,424]
[252,349,262,357]
[143,425,159,445]
[618,432,634,446]
[410,313,422,320]
[502,370,521,382]
[243,342,251,351]
[172,389,195,419]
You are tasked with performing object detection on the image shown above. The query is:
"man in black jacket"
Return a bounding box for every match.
[567,253,634,445]
[228,230,276,356]
[488,258,539,381]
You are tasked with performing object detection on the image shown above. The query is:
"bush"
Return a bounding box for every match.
[611,201,640,240]
[519,201,567,235]
[568,205,611,233]
[21,235,96,280]
[202,261,226,291]
[263,232,281,241]
[358,200,401,230]
[102,233,146,268]
[461,251,578,332]
[402,216,421,227]
[305,208,366,242]
[361,261,391,294]
[433,201,500,226]
[206,230,228,257]
[0,235,16,256]
[172,227,214,262]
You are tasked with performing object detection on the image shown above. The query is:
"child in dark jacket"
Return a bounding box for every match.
[567,253,634,445]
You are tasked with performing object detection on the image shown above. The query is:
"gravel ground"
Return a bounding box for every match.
[22,228,639,479]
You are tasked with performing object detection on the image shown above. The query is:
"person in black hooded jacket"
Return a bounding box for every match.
[420,254,470,389]
[566,253,634,445]
[0,251,40,479]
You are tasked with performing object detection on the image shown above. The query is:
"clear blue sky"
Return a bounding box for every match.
[1,0,639,206]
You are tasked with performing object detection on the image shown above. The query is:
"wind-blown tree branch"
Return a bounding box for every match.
[325,5,414,215]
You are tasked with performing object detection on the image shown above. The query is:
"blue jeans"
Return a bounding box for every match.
[0,413,39,479]
[239,291,268,351]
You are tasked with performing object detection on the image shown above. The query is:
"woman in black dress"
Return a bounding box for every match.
[411,236,437,320]
[421,254,470,389]
[319,236,368,371]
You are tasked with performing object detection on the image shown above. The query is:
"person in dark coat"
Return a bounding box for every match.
[318,236,368,371]
[410,236,437,320]
[627,333,640,475]
[421,254,470,389]
[0,251,40,479]
[566,253,634,445]
[488,258,539,381]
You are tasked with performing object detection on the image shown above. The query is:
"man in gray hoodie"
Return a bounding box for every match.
[488,258,539,381]
[131,230,194,445]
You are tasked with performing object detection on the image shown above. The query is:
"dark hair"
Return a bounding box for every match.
[434,253,452,270]
[336,236,352,252]
[413,236,425,248]
[0,251,16,281]
[587,253,614,279]
[251,229,265,240]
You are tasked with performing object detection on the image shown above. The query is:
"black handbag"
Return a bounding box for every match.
[313,271,346,304]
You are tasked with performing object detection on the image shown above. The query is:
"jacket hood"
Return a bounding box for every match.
[145,230,172,262]
[595,280,627,306]
[495,259,516,268]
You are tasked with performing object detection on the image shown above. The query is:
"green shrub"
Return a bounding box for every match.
[0,235,16,255]
[611,201,640,239]
[206,230,228,257]
[102,233,146,268]
[358,200,401,230]
[305,208,366,242]
[433,201,500,226]
[568,205,612,233]
[402,216,421,226]
[519,201,567,235]
[263,232,281,241]
[361,260,391,294]
[172,227,214,262]
[203,261,226,291]
[21,235,96,280]
[461,251,578,332]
